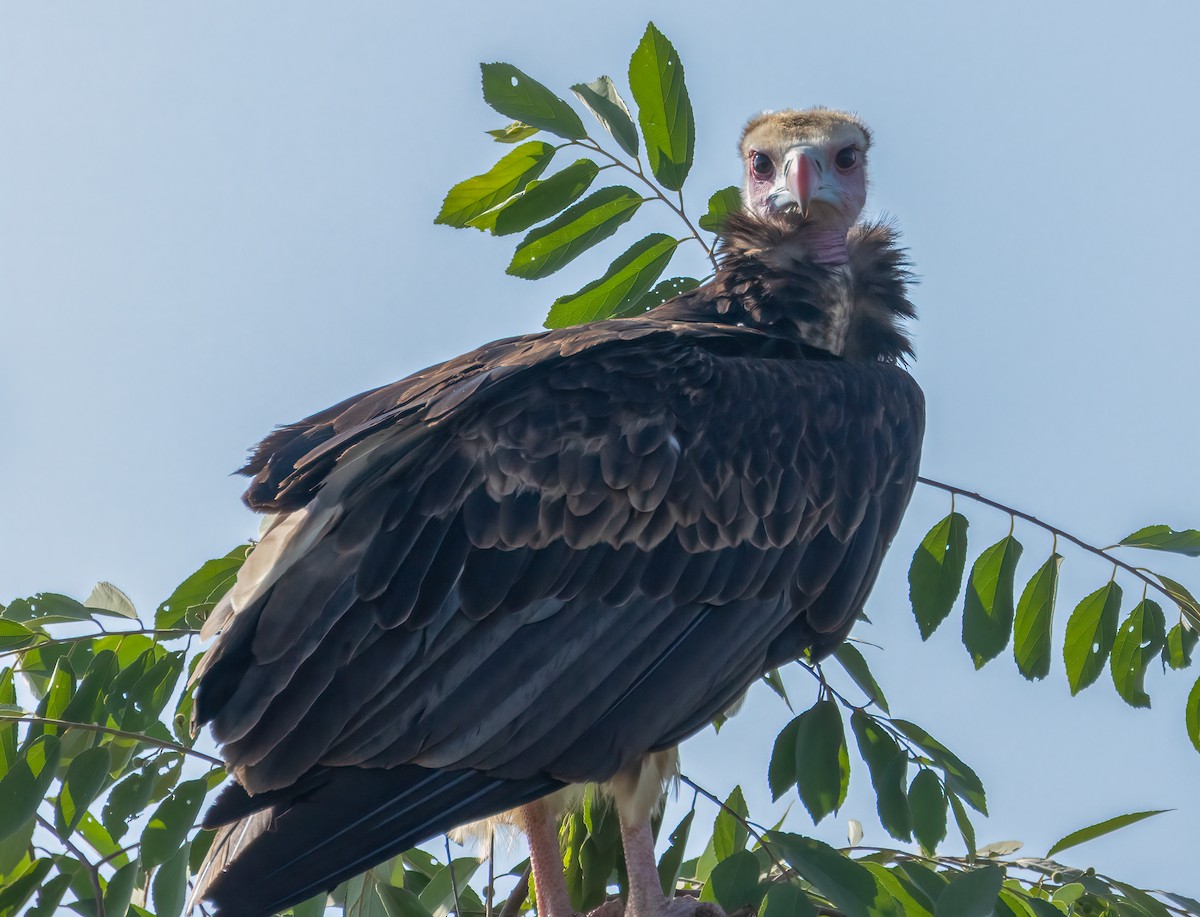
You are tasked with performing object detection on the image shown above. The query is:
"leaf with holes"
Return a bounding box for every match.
[487,121,538,143]
[1064,582,1123,695]
[909,513,969,639]
[474,159,600,236]
[614,275,700,319]
[627,22,694,190]
[156,544,252,629]
[140,778,206,867]
[571,76,639,157]
[1110,599,1167,707]
[509,186,642,280]
[962,535,1023,669]
[481,63,586,139]
[1118,525,1200,557]
[545,234,679,327]
[1013,553,1061,680]
[794,699,850,825]
[435,142,556,229]
[698,186,743,233]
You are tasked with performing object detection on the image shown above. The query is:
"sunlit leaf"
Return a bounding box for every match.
[1110,599,1167,707]
[934,866,1003,917]
[156,544,251,630]
[1118,525,1200,557]
[850,710,910,841]
[612,275,699,319]
[713,785,748,860]
[478,160,600,236]
[4,593,94,625]
[1046,809,1168,857]
[867,864,934,917]
[545,233,679,327]
[571,76,639,157]
[1013,553,1061,680]
[698,186,742,234]
[83,582,137,618]
[418,857,482,917]
[768,832,898,917]
[141,778,206,867]
[1064,582,1123,695]
[481,62,586,140]
[0,620,40,653]
[0,859,52,915]
[55,745,110,838]
[509,186,642,280]
[657,809,694,895]
[487,121,539,143]
[0,734,60,841]
[1163,621,1198,670]
[909,769,947,855]
[435,142,556,229]
[794,699,850,825]
[834,644,890,713]
[1156,574,1200,631]
[1187,675,1200,753]
[909,513,969,639]
[891,719,986,814]
[627,22,694,191]
[962,534,1023,668]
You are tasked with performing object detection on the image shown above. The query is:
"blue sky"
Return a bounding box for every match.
[3,0,1198,897]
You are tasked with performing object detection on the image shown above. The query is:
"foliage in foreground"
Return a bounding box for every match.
[3,21,1200,917]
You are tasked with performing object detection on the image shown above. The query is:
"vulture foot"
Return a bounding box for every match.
[661,895,726,917]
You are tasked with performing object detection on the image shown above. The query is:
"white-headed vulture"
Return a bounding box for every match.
[190,108,925,917]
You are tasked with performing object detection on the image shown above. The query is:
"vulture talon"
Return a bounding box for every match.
[189,107,923,917]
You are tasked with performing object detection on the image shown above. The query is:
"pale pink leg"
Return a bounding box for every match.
[517,801,577,917]
[618,814,667,917]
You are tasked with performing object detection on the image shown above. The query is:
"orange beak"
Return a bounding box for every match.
[785,149,820,218]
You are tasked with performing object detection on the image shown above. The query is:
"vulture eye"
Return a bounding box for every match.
[835,147,858,171]
[751,151,774,179]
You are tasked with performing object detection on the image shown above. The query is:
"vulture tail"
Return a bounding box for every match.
[191,764,562,917]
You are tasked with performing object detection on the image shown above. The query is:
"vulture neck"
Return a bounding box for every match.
[668,212,916,363]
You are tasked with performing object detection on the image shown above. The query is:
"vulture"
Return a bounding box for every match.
[190,107,924,917]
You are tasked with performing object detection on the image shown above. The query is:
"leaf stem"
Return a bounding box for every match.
[919,476,1177,611]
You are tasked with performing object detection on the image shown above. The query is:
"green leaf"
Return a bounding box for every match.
[84,581,138,618]
[1064,582,1123,695]
[509,185,642,280]
[891,719,987,815]
[849,710,910,841]
[909,513,969,640]
[1156,574,1200,631]
[418,857,481,917]
[794,698,850,825]
[103,858,140,917]
[60,649,118,727]
[1110,600,1167,707]
[948,793,976,856]
[895,862,948,911]
[571,76,639,157]
[934,866,1003,917]
[908,769,948,855]
[612,275,700,319]
[545,233,679,327]
[1118,525,1200,557]
[627,22,694,191]
[657,809,694,895]
[865,864,934,917]
[1163,622,1197,670]
[962,534,1023,668]
[0,621,39,653]
[104,767,155,841]
[140,778,206,867]
[1013,553,1062,680]
[156,544,251,629]
[1188,674,1200,753]
[0,858,52,915]
[481,63,586,140]
[55,745,110,838]
[768,832,898,917]
[1046,809,1169,857]
[487,121,539,143]
[698,186,742,234]
[707,849,761,911]
[769,715,801,800]
[479,160,600,236]
[435,142,556,229]
[834,644,890,713]
[4,593,95,625]
[0,735,60,841]
[378,883,435,917]
[758,881,819,917]
[713,786,749,860]
[152,841,190,917]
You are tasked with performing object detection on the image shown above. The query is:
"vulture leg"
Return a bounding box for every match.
[518,801,578,917]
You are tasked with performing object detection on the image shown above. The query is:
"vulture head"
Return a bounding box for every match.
[739,108,871,264]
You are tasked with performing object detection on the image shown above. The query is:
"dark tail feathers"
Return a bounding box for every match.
[191,764,562,917]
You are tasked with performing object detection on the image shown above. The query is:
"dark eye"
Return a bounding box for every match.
[835,147,858,171]
[751,151,774,179]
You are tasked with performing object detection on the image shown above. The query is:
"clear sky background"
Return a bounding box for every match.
[3,0,1198,899]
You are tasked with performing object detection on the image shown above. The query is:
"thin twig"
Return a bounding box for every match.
[677,773,788,876]
[498,865,530,917]
[37,813,106,917]
[1,714,223,766]
[918,476,1177,609]
[1,627,198,660]
[445,834,464,917]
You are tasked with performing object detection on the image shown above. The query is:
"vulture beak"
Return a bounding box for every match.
[782,147,821,218]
